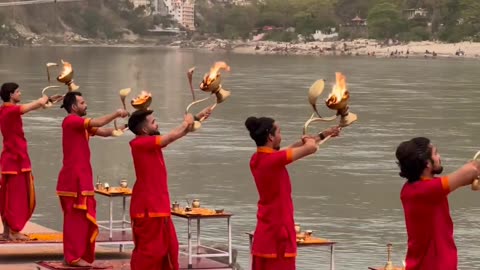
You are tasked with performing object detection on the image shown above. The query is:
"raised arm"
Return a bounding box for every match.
[94,127,117,137]
[194,106,212,121]
[20,95,48,114]
[290,137,318,162]
[285,126,341,149]
[313,126,341,144]
[285,138,307,149]
[448,160,480,192]
[89,109,128,128]
[159,114,194,147]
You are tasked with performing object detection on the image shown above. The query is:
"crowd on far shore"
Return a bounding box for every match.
[173,39,480,60]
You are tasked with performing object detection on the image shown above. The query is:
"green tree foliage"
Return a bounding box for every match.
[291,0,336,35]
[458,0,480,39]
[367,1,407,39]
[258,0,295,27]
[0,0,478,43]
[192,0,480,41]
[153,14,175,28]
[334,0,374,22]
[223,5,259,39]
[195,0,227,34]
[196,0,337,40]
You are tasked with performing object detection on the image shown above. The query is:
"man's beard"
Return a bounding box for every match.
[274,145,280,151]
[433,166,444,175]
[149,130,161,136]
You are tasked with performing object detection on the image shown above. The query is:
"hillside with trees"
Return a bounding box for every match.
[0,0,479,45]
[0,0,163,45]
[195,0,480,42]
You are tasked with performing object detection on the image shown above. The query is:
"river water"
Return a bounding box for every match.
[1,46,480,269]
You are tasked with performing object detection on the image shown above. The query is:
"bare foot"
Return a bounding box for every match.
[9,231,30,241]
[68,259,92,267]
[2,221,9,239]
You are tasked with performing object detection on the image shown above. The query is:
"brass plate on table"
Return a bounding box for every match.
[108,187,125,194]
[96,187,131,195]
[173,208,224,216]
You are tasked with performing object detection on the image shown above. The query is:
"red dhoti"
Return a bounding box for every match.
[0,171,35,232]
[252,256,296,270]
[59,195,98,264]
[252,234,296,270]
[131,216,179,270]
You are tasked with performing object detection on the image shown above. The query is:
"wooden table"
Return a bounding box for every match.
[246,231,336,270]
[95,187,132,251]
[172,208,233,269]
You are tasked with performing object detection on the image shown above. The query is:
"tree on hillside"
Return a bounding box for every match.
[334,0,374,22]
[459,0,480,36]
[403,0,425,8]
[256,0,295,28]
[191,0,476,42]
[223,5,258,39]
[195,0,227,34]
[368,1,407,39]
[292,0,336,36]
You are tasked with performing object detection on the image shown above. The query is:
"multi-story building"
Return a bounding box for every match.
[179,0,195,30]
[143,0,195,31]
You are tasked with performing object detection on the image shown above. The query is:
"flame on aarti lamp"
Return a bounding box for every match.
[202,61,230,87]
[326,72,348,105]
[58,60,72,80]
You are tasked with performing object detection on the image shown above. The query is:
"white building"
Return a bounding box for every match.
[403,8,429,20]
[149,0,195,31]
[312,30,338,41]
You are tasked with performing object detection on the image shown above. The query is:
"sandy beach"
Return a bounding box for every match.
[174,39,480,59]
[2,33,479,60]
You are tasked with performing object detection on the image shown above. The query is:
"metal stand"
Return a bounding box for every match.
[95,190,131,252]
[247,232,335,270]
[173,212,233,269]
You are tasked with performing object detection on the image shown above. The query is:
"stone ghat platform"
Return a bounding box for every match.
[0,222,233,270]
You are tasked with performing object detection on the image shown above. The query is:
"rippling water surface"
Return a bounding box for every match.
[1,47,480,269]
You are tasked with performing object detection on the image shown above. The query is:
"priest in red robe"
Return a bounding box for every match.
[56,91,127,267]
[0,82,48,241]
[245,116,340,270]
[127,108,209,270]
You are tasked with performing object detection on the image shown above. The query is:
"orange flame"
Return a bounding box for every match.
[131,91,152,105]
[326,72,348,105]
[139,90,151,97]
[204,61,230,86]
[58,60,73,79]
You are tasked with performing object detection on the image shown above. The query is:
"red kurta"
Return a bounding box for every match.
[129,135,178,270]
[401,176,456,270]
[56,115,98,264]
[0,103,35,233]
[249,146,296,270]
